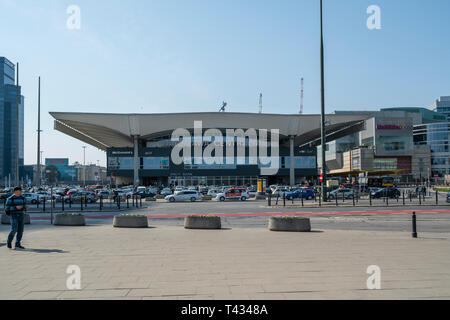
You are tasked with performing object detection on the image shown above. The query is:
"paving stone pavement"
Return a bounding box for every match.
[1,223,450,300]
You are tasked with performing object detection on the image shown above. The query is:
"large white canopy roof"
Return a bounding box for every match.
[50,112,369,151]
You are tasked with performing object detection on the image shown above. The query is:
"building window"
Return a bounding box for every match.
[142,157,169,169]
[373,158,397,170]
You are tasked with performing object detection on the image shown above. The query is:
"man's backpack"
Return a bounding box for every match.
[4,197,15,216]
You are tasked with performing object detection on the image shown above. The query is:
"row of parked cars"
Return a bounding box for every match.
[164,188,253,202]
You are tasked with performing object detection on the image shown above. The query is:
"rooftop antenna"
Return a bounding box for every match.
[259,93,263,113]
[219,101,227,112]
[299,77,304,114]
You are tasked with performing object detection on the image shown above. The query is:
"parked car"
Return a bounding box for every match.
[160,188,172,196]
[22,192,41,204]
[328,188,354,200]
[96,190,114,199]
[0,192,13,203]
[285,188,315,201]
[133,189,156,199]
[272,188,290,197]
[35,191,54,201]
[371,187,401,199]
[165,190,202,202]
[216,188,250,202]
[64,191,97,204]
[207,189,222,197]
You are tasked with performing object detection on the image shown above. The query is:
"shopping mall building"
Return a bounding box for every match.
[319,106,449,184]
[50,112,368,187]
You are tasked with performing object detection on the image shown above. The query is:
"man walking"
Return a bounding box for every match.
[5,186,29,250]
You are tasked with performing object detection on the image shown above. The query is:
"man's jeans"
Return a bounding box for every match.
[7,214,24,246]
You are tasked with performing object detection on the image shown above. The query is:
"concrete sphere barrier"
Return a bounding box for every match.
[184,216,221,230]
[113,215,148,228]
[54,214,85,226]
[1,213,31,225]
[269,216,311,232]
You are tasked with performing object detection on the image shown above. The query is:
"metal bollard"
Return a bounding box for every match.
[43,198,46,212]
[127,196,129,208]
[61,196,64,212]
[403,191,405,206]
[276,194,279,206]
[352,193,355,206]
[283,193,286,207]
[419,192,422,205]
[412,211,418,238]
[301,194,304,207]
[100,196,103,211]
[80,196,83,211]
[335,194,338,207]
[386,195,389,206]
[268,193,272,206]
[436,191,438,205]
[369,192,372,206]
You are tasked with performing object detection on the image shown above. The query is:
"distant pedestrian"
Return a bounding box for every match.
[5,187,29,250]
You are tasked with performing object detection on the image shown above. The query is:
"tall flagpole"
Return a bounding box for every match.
[37,77,42,188]
[320,0,328,202]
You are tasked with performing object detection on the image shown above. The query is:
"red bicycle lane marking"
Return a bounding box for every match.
[28,209,450,220]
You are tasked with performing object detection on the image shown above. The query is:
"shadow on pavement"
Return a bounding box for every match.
[22,248,69,254]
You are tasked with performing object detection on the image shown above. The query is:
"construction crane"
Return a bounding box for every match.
[299,77,304,114]
[219,101,227,112]
[259,93,263,114]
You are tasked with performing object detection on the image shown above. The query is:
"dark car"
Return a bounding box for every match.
[371,187,400,199]
[0,192,13,203]
[285,189,315,200]
[133,190,156,199]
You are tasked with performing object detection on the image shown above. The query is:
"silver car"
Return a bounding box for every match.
[165,190,202,202]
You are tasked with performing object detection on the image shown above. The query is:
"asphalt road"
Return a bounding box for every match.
[22,199,450,234]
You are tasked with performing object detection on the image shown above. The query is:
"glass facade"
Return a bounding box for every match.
[107,138,318,186]
[414,122,450,177]
[0,57,24,181]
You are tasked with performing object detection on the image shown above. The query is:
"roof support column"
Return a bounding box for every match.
[290,136,295,186]
[133,135,140,187]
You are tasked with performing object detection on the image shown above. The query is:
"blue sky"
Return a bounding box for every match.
[1,0,450,166]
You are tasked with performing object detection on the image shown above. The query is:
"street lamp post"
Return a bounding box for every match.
[15,62,20,187]
[320,0,328,202]
[82,146,87,187]
[37,77,42,188]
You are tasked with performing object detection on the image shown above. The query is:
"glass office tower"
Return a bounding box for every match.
[0,57,24,183]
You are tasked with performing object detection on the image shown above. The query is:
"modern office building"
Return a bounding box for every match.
[430,96,450,120]
[0,57,24,182]
[408,97,450,181]
[319,109,436,182]
[50,112,369,186]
